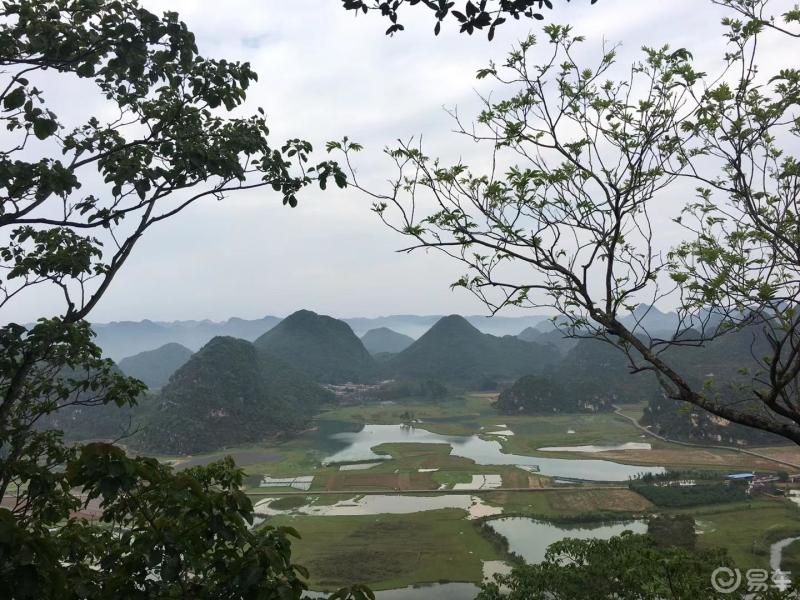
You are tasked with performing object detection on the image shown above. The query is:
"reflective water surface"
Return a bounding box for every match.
[487,517,648,563]
[321,423,663,481]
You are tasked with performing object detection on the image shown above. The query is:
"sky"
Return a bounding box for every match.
[7,0,794,323]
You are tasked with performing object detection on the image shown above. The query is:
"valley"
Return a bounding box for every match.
[153,391,800,596]
[30,309,800,597]
[7,4,800,597]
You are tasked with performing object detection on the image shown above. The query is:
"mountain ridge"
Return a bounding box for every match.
[384,314,556,384]
[254,310,376,383]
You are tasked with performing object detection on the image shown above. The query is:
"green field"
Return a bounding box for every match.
[681,500,800,569]
[317,394,497,436]
[154,391,800,589]
[163,394,795,495]
[267,508,500,590]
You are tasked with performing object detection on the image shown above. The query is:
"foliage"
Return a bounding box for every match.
[476,532,792,599]
[647,514,697,550]
[0,1,354,598]
[331,0,800,445]
[494,375,567,414]
[631,482,747,508]
[255,310,377,384]
[0,0,345,498]
[2,451,305,598]
[340,0,597,38]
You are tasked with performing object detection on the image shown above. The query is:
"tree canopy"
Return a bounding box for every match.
[331,0,800,445]
[341,0,598,38]
[0,1,364,598]
[477,532,794,599]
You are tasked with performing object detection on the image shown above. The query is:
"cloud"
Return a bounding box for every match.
[7,0,796,322]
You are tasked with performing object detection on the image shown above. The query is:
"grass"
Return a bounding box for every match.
[268,496,308,511]
[145,392,800,595]
[162,394,797,493]
[432,471,473,488]
[498,412,644,452]
[482,488,652,518]
[674,499,800,569]
[266,508,501,591]
[780,538,800,574]
[317,394,497,436]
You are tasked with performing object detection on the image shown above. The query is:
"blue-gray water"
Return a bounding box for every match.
[321,423,664,481]
[487,517,648,563]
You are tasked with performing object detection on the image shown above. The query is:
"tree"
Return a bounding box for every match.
[341,0,598,38]
[476,532,793,599]
[0,1,368,598]
[494,374,566,414]
[330,0,800,444]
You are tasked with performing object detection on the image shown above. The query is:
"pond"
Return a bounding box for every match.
[486,517,648,563]
[319,423,663,481]
[255,494,502,519]
[537,442,652,453]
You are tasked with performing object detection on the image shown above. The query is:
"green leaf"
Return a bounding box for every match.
[3,87,25,111]
[32,118,58,140]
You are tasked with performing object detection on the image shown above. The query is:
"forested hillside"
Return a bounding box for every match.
[385,315,556,385]
[494,374,613,414]
[139,336,333,454]
[254,310,376,383]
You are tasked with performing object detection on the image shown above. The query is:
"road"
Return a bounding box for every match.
[613,406,800,471]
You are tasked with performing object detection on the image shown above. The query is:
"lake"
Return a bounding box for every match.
[319,423,664,481]
[255,493,502,519]
[486,517,648,563]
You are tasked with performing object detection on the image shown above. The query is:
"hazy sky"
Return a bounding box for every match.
[9,1,793,323]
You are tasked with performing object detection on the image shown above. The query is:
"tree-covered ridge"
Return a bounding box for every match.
[254,310,376,383]
[494,374,612,414]
[118,343,194,390]
[498,324,786,444]
[139,336,333,454]
[385,314,556,384]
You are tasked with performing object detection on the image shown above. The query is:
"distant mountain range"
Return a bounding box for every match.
[118,343,193,389]
[48,306,786,451]
[361,327,415,354]
[90,313,562,360]
[92,316,281,360]
[90,306,686,361]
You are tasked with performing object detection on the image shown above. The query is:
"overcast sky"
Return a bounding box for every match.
[8,0,794,323]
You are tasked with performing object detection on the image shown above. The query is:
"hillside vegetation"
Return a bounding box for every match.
[384,315,556,385]
[139,336,333,454]
[255,310,376,383]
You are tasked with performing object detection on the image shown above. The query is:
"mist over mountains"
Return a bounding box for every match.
[49,305,785,452]
[91,305,683,361]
